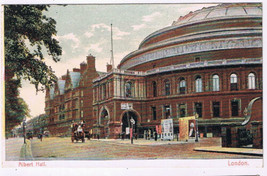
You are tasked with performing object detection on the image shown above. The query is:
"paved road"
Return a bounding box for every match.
[5,137,24,161]
[29,137,262,160]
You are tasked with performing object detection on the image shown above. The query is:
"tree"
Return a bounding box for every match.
[5,5,62,132]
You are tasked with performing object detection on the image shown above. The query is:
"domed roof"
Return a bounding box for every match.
[172,3,262,26]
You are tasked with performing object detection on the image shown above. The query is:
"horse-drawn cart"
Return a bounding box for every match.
[71,123,85,143]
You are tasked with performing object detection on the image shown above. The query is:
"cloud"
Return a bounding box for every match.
[142,12,162,22]
[84,32,94,38]
[131,12,162,31]
[55,33,80,49]
[132,23,146,31]
[87,42,103,53]
[89,23,130,40]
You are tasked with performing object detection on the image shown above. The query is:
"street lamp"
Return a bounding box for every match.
[195,113,199,142]
[130,117,135,144]
[22,118,26,144]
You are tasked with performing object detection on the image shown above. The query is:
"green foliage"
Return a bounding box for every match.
[5,5,62,131]
[5,5,62,91]
[5,80,30,131]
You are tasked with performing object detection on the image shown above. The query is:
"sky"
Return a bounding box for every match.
[19,4,218,118]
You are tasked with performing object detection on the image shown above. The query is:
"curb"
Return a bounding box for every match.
[194,148,263,156]
[19,139,33,160]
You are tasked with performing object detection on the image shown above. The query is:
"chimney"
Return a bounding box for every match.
[61,75,67,80]
[86,54,96,72]
[80,61,87,73]
[106,63,112,72]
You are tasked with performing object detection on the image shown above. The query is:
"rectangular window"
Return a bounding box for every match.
[179,87,186,94]
[152,107,157,120]
[164,105,171,119]
[230,83,238,91]
[231,100,239,116]
[195,102,202,118]
[213,102,220,117]
[178,104,186,118]
[81,110,84,118]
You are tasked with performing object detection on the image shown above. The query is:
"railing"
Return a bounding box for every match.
[93,58,262,82]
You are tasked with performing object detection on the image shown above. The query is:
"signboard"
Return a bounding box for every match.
[161,119,173,140]
[121,103,133,110]
[179,116,195,141]
[126,127,130,134]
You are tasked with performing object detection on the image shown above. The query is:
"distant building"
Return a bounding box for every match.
[45,55,102,136]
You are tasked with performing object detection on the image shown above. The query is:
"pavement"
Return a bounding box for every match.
[89,138,197,145]
[4,137,263,161]
[194,146,263,156]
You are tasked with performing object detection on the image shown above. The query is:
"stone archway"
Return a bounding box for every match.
[121,110,139,135]
[99,106,110,138]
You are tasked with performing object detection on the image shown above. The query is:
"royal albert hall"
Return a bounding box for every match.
[91,3,262,139]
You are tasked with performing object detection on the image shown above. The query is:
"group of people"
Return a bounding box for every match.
[71,120,86,134]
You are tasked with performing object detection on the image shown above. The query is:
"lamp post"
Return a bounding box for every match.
[195,113,199,142]
[130,117,135,144]
[121,122,123,140]
[22,118,26,144]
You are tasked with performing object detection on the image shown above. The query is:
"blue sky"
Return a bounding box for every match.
[19,4,217,118]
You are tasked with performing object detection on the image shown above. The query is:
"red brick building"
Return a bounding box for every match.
[92,3,262,139]
[45,55,103,136]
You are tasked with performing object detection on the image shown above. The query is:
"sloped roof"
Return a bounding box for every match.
[97,71,106,76]
[69,71,81,88]
[57,80,66,95]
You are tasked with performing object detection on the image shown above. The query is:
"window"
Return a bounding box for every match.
[81,100,83,107]
[164,79,171,96]
[195,57,200,62]
[248,73,256,89]
[152,81,157,97]
[152,107,157,120]
[178,104,187,118]
[81,110,84,118]
[164,105,171,119]
[195,102,202,118]
[125,82,133,97]
[230,73,238,91]
[179,78,186,94]
[231,100,239,116]
[81,90,84,96]
[213,102,220,117]
[212,74,220,91]
[195,76,202,92]
[103,84,106,99]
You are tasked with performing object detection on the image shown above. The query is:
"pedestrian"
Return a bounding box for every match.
[97,134,100,140]
[40,133,43,142]
[155,132,158,141]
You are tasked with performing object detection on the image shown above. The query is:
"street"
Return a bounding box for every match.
[17,137,262,160]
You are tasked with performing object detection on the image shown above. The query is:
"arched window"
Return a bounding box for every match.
[125,82,133,97]
[248,73,256,89]
[212,74,220,91]
[164,79,170,96]
[230,73,238,91]
[152,81,157,97]
[195,76,202,93]
[179,78,186,94]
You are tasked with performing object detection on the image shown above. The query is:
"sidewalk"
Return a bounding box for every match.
[90,138,197,146]
[194,146,263,156]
